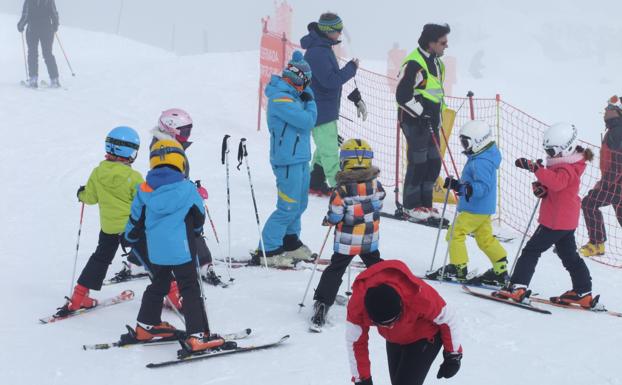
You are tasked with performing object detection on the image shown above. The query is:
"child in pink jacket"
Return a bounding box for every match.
[495,123,597,309]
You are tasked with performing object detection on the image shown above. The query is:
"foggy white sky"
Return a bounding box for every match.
[2,0,621,59]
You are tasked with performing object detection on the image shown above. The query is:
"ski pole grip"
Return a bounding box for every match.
[236,138,247,170]
[221,135,230,165]
[195,180,201,188]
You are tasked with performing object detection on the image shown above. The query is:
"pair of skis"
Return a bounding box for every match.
[463,285,622,317]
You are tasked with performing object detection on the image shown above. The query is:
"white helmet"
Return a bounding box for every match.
[543,122,577,158]
[459,120,493,154]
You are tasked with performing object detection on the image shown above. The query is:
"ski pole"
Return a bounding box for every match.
[508,199,540,279]
[237,138,269,269]
[195,180,233,283]
[298,226,332,312]
[429,180,453,272]
[20,32,28,80]
[345,264,352,297]
[69,202,85,296]
[221,135,232,272]
[130,248,185,324]
[193,250,211,333]
[439,205,460,282]
[55,33,75,76]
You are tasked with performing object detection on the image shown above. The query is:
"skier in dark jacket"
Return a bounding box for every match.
[300,12,363,196]
[395,23,450,224]
[17,0,60,88]
[580,96,622,257]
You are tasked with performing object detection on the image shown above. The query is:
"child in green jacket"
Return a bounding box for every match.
[56,126,143,316]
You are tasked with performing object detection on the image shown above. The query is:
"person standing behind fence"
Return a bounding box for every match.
[580,96,622,257]
[395,23,450,225]
[300,12,363,197]
[17,0,60,88]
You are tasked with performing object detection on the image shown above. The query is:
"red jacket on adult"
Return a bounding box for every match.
[534,152,587,231]
[345,260,462,383]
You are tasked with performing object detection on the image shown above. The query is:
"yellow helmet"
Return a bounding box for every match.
[339,138,373,170]
[149,139,186,173]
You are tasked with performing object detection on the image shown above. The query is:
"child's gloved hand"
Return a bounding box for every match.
[532,181,548,198]
[197,186,208,200]
[76,185,85,201]
[321,217,331,226]
[515,158,543,173]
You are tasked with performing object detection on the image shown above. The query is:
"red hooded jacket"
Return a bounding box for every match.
[534,153,587,230]
[345,260,462,383]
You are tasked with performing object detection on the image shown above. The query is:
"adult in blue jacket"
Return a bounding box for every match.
[427,120,508,286]
[123,140,225,353]
[300,13,362,194]
[252,51,318,268]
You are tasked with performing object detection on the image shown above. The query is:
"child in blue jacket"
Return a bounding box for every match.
[250,51,318,268]
[121,139,224,354]
[427,120,508,286]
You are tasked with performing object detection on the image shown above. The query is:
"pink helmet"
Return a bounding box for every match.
[158,108,193,143]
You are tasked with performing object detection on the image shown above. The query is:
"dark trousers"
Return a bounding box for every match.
[401,121,441,209]
[78,230,147,290]
[137,261,209,335]
[386,333,442,385]
[26,27,59,79]
[313,250,382,306]
[582,184,622,243]
[511,225,592,293]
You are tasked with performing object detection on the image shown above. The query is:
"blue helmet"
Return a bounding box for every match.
[105,126,140,162]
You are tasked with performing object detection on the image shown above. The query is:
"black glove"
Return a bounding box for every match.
[17,21,25,32]
[355,377,373,385]
[437,351,462,379]
[300,92,313,102]
[321,217,331,226]
[443,177,473,202]
[338,134,344,147]
[515,158,543,173]
[532,181,548,198]
[76,185,85,201]
[347,88,362,104]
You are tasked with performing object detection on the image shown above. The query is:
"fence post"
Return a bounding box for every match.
[468,91,475,120]
[256,81,263,131]
[116,0,124,35]
[280,32,287,70]
[496,93,502,225]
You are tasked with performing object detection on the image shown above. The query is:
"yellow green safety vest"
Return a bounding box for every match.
[401,48,445,105]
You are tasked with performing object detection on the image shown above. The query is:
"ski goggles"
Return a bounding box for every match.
[175,124,193,142]
[105,137,140,150]
[339,149,374,160]
[286,64,311,89]
[459,135,471,151]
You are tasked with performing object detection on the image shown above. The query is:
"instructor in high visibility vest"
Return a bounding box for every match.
[396,23,450,224]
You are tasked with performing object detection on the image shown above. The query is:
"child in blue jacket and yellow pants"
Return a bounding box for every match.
[427,120,508,286]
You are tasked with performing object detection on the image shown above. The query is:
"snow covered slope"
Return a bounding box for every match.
[0,14,620,385]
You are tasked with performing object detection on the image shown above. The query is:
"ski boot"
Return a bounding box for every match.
[309,301,329,332]
[178,333,234,358]
[550,290,598,309]
[109,261,134,283]
[579,242,605,257]
[50,78,61,88]
[403,207,431,222]
[201,264,224,286]
[55,284,98,317]
[492,284,531,303]
[426,264,468,282]
[25,76,38,88]
[118,321,179,344]
[283,244,315,263]
[309,164,332,197]
[165,281,182,310]
[250,249,296,269]
[466,268,508,287]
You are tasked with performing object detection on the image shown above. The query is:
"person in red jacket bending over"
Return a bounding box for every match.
[495,122,597,309]
[346,260,463,385]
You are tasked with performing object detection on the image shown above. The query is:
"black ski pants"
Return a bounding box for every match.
[78,230,148,291]
[401,120,442,210]
[581,183,622,243]
[386,332,442,385]
[313,251,382,306]
[511,225,592,293]
[137,261,209,335]
[26,26,59,79]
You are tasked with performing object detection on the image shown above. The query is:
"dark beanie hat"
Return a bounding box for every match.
[364,284,402,324]
[318,12,343,34]
[418,23,451,49]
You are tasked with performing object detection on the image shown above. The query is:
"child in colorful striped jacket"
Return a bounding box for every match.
[310,138,385,331]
